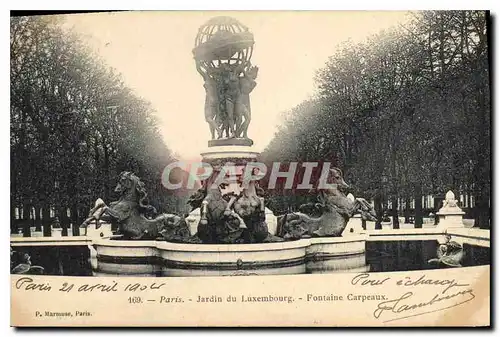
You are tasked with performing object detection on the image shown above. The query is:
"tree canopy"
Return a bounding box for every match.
[10,15,182,233]
[263,11,490,229]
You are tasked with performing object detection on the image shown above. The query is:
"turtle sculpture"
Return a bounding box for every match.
[10,248,44,275]
[428,236,464,267]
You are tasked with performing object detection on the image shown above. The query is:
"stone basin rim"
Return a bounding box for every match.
[310,234,367,244]
[157,240,312,252]
[92,237,315,252]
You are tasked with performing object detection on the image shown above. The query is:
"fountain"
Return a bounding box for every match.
[88,16,378,277]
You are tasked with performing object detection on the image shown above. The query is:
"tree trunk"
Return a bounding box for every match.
[23,203,32,228]
[22,217,30,237]
[35,205,42,231]
[103,143,110,201]
[474,183,490,229]
[374,193,383,230]
[10,203,17,234]
[391,196,400,229]
[466,13,491,229]
[473,48,490,229]
[71,203,79,230]
[78,205,86,227]
[404,198,411,223]
[434,197,443,226]
[414,185,423,228]
[60,206,69,236]
[42,204,51,237]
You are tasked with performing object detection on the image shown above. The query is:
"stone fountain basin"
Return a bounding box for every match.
[306,235,369,273]
[158,240,309,277]
[92,234,368,277]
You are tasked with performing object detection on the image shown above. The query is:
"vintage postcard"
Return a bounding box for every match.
[10,10,491,327]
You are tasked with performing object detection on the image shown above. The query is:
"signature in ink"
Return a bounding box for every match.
[373,289,475,322]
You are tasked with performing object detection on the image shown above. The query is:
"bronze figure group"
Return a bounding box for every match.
[198,62,258,140]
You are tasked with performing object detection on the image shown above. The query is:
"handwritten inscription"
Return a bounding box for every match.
[78,281,118,292]
[13,271,480,325]
[351,273,390,286]
[124,282,166,292]
[395,275,469,294]
[15,278,167,294]
[16,277,52,291]
[374,289,475,322]
[348,273,475,322]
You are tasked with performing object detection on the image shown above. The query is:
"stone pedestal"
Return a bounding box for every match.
[437,213,465,229]
[208,138,254,147]
[342,214,364,236]
[381,221,392,230]
[86,221,113,239]
[30,226,43,237]
[265,208,278,235]
[185,206,278,236]
[436,191,465,229]
[51,228,63,238]
[186,208,201,235]
[200,145,259,162]
[341,193,369,235]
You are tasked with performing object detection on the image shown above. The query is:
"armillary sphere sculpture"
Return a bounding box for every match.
[193,16,258,146]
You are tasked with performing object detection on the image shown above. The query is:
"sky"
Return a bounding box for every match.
[62,11,411,160]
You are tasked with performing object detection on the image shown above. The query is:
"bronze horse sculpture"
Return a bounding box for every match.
[187,168,280,244]
[81,172,191,241]
[277,168,377,240]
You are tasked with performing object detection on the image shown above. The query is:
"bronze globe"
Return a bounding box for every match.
[193,16,255,77]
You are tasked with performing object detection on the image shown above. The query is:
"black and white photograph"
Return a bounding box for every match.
[9,9,491,327]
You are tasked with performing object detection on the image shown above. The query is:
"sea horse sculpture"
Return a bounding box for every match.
[187,168,280,244]
[277,168,377,240]
[81,172,191,241]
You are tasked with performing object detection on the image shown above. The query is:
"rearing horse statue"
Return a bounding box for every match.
[187,167,280,244]
[81,171,191,241]
[277,168,377,240]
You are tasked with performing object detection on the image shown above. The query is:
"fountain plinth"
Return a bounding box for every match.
[208,138,254,147]
[436,190,465,229]
[200,145,259,162]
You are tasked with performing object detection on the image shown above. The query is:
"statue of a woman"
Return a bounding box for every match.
[197,64,220,139]
[221,63,243,138]
[236,65,258,138]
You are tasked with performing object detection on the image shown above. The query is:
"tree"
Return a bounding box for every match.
[263,11,490,229]
[11,15,179,234]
